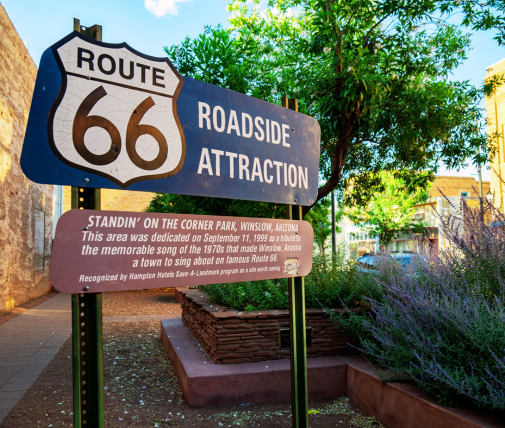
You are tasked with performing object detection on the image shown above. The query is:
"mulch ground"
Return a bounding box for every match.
[0,291,58,326]
[102,289,181,317]
[0,290,383,428]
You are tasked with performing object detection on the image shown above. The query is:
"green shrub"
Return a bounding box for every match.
[200,245,382,311]
[200,279,289,311]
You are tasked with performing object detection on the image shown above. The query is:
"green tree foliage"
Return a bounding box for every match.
[304,196,344,256]
[165,25,271,98]
[145,192,337,242]
[146,192,285,218]
[346,171,431,246]
[162,0,503,216]
[306,197,332,255]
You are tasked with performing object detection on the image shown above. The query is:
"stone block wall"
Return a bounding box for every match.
[0,5,53,311]
[180,288,360,364]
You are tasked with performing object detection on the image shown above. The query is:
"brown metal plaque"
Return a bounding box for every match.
[50,210,314,294]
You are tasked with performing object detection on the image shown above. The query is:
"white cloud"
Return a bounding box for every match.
[144,0,192,17]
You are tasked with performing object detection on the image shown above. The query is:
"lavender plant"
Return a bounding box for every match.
[357,198,505,409]
[435,196,505,298]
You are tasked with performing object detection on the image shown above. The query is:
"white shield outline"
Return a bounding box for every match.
[47,31,186,188]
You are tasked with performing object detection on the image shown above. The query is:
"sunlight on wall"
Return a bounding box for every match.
[487,57,505,212]
[0,97,13,182]
[4,297,15,311]
[0,149,11,182]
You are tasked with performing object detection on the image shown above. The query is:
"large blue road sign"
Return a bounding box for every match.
[21,32,320,206]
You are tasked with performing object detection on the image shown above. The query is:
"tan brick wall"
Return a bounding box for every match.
[430,176,490,198]
[0,5,53,311]
[487,58,505,212]
[63,187,155,213]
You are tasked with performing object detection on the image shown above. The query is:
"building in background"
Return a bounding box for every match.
[337,176,490,258]
[0,5,54,311]
[428,176,489,198]
[62,187,155,213]
[487,57,505,212]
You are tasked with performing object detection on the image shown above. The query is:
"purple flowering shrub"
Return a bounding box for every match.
[356,198,505,409]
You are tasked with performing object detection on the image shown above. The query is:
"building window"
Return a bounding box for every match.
[461,191,469,197]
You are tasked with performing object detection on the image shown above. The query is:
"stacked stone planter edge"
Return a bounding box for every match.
[179,287,362,364]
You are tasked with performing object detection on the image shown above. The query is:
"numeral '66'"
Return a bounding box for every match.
[72,85,168,170]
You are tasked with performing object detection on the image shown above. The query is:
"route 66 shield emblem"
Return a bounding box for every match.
[48,32,185,188]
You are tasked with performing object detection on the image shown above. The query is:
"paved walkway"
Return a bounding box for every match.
[0,293,71,422]
[0,294,181,423]
[102,314,178,322]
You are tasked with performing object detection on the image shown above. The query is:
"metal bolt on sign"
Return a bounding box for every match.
[71,19,105,428]
[282,96,309,428]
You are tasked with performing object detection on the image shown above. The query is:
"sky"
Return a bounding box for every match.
[3,0,505,182]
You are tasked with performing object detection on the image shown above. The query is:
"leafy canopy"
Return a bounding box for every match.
[146,192,286,218]
[346,171,432,246]
[162,0,503,215]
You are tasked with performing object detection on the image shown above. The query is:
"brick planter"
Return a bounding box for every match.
[179,287,361,364]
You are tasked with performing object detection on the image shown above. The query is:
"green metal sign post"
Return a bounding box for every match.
[70,19,105,428]
[283,96,309,428]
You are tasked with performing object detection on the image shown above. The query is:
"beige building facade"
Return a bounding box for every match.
[0,5,54,311]
[487,57,505,211]
[428,176,489,198]
[338,175,490,258]
[62,187,155,213]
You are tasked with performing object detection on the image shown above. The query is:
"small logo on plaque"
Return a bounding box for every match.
[283,257,301,275]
